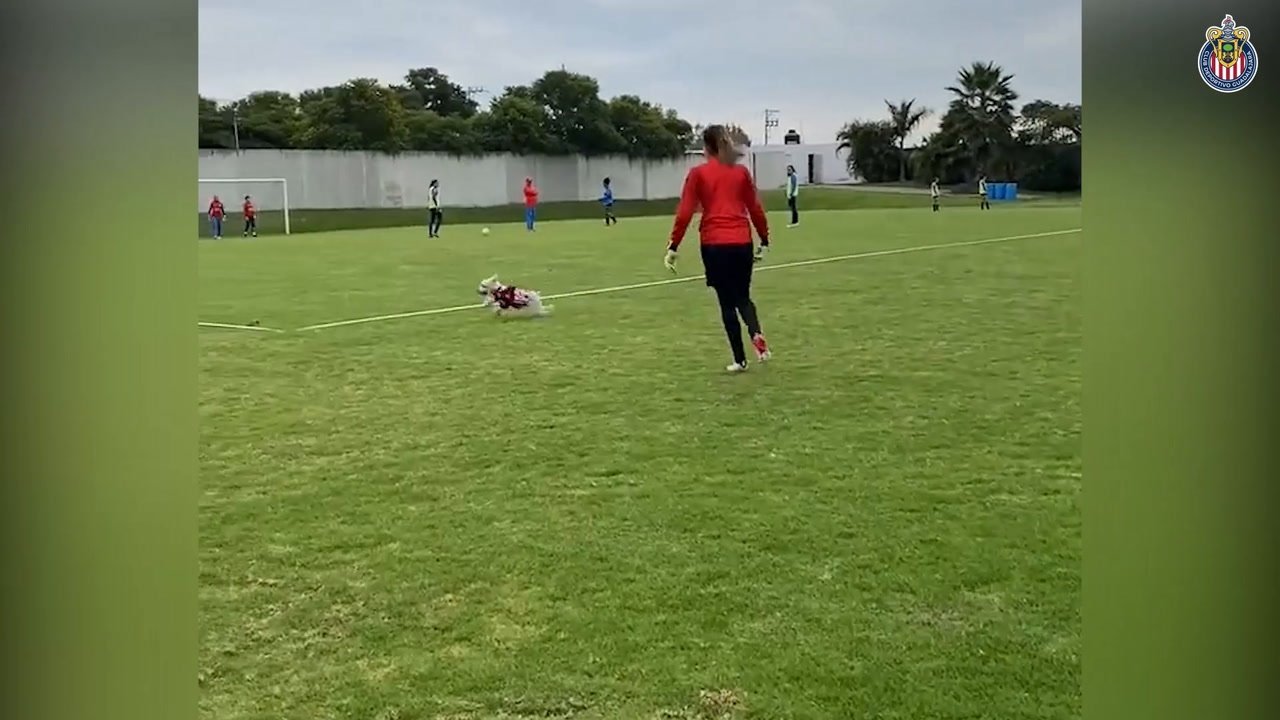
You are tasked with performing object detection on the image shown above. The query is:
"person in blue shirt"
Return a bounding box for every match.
[600,177,617,226]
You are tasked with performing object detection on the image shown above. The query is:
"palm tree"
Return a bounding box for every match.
[884,99,930,182]
[944,61,1019,178]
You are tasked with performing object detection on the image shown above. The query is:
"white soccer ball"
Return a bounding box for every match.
[481,227,491,236]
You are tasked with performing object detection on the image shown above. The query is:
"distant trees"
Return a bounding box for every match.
[835,120,899,183]
[294,79,408,152]
[203,60,1081,190]
[839,61,1081,191]
[199,67,695,158]
[396,67,478,118]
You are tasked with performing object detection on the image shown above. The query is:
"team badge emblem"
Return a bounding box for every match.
[1200,15,1258,92]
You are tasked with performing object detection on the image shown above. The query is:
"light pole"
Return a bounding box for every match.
[764,109,780,145]
[465,86,489,106]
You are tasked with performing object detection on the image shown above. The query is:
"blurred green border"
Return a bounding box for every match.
[1085,1,1278,719]
[5,2,1278,719]
[1,3,197,720]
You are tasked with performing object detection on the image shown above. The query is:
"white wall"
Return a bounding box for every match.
[197,146,853,212]
[198,149,704,211]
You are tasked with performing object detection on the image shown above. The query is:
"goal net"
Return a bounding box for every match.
[198,177,291,236]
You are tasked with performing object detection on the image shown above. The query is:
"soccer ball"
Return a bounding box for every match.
[481,227,491,236]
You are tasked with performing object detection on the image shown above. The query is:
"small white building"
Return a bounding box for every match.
[747,142,853,189]
[684,143,854,189]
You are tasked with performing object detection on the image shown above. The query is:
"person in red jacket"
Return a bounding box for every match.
[523,177,539,231]
[207,195,225,239]
[666,125,772,373]
[241,195,257,237]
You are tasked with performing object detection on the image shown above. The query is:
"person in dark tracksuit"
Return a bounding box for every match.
[785,165,800,227]
[665,125,773,373]
[242,195,257,237]
[427,179,443,237]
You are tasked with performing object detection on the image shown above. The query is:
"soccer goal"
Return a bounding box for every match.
[198,177,291,236]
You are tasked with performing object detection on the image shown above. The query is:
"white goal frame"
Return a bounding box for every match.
[199,177,291,235]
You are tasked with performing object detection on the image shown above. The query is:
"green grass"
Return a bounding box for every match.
[199,187,1073,237]
[200,202,1082,719]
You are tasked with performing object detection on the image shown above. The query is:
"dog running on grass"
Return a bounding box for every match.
[476,275,552,318]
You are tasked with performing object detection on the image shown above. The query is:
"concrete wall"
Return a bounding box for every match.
[198,149,705,211]
[197,145,853,212]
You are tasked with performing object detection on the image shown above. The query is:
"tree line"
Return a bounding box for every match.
[200,61,1077,190]
[198,67,735,159]
[836,61,1081,191]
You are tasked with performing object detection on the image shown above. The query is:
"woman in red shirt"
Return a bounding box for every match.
[523,178,539,232]
[665,125,772,372]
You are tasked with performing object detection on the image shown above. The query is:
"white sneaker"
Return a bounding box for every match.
[726,361,749,373]
[787,223,798,228]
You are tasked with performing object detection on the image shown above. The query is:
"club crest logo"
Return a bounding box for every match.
[1200,15,1258,92]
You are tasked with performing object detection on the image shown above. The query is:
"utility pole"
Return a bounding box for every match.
[231,105,241,153]
[764,108,780,145]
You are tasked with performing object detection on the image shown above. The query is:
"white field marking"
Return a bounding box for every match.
[295,227,1081,332]
[199,321,285,333]
[296,302,490,331]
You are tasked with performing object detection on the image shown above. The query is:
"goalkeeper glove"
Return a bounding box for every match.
[754,239,769,262]
[663,247,678,273]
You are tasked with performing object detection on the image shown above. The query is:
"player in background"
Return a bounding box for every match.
[523,177,539,231]
[427,179,443,238]
[785,164,800,228]
[600,177,617,226]
[978,174,990,210]
[242,195,257,237]
[930,177,941,212]
[666,125,772,373]
[208,195,225,239]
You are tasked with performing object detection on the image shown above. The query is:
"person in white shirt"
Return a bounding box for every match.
[785,165,800,228]
[427,179,443,237]
[930,177,940,212]
[978,175,990,211]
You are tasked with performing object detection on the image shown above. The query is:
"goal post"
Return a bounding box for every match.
[198,177,291,235]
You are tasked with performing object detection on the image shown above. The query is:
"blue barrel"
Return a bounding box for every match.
[989,182,1005,201]
[1005,183,1018,201]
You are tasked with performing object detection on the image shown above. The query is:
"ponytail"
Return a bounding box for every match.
[702,124,742,165]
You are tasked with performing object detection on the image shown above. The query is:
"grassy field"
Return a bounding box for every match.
[200,201,1082,719]
[198,186,1080,237]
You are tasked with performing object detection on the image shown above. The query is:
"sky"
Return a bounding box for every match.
[198,0,1080,146]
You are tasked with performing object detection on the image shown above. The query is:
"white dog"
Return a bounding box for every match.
[476,275,552,318]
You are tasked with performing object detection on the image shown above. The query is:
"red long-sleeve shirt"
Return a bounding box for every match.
[669,157,769,250]
[208,199,225,218]
[523,182,539,208]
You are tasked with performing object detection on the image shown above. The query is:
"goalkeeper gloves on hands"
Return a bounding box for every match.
[754,240,769,263]
[663,247,678,273]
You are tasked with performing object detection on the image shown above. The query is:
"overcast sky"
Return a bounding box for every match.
[198,0,1080,145]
